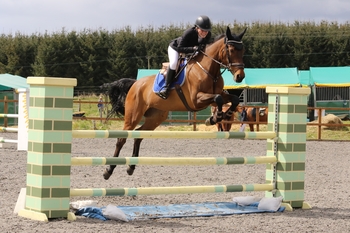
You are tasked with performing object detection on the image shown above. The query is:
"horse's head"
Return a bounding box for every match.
[222,26,246,83]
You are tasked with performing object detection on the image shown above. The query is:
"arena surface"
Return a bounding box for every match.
[1,132,350,232]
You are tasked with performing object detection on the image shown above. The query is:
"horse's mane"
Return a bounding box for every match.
[213,34,225,43]
[213,33,242,43]
[210,30,244,50]
[204,34,224,46]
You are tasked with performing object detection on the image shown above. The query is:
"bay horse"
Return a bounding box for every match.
[237,106,268,132]
[103,26,246,180]
[211,105,268,132]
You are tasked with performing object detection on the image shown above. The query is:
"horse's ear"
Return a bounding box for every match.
[226,26,232,39]
[238,28,247,40]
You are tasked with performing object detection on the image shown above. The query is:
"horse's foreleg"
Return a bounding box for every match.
[126,138,143,175]
[205,95,224,126]
[227,95,240,115]
[103,138,126,180]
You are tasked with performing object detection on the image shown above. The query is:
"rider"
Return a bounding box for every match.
[157,15,212,99]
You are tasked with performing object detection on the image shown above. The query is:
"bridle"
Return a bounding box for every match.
[195,37,245,82]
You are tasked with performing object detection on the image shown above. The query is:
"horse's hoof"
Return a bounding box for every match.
[205,118,211,126]
[127,167,134,175]
[103,169,111,180]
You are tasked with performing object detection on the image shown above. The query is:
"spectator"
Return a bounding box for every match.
[97,96,104,117]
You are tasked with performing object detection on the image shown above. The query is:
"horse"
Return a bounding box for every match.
[211,105,268,132]
[211,104,235,131]
[103,26,246,180]
[237,106,268,132]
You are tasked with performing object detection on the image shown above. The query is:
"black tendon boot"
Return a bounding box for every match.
[157,68,176,99]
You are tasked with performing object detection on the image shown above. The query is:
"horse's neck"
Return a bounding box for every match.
[204,39,225,71]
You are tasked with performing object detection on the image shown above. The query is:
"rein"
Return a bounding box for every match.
[174,37,244,112]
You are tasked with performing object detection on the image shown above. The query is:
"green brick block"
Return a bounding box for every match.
[291,181,305,190]
[54,98,73,108]
[51,188,70,198]
[52,143,72,153]
[52,166,71,175]
[50,210,70,218]
[276,162,292,171]
[33,120,53,130]
[32,142,52,153]
[34,97,54,108]
[32,164,51,175]
[279,104,295,113]
[31,187,51,198]
[292,163,305,171]
[53,121,72,131]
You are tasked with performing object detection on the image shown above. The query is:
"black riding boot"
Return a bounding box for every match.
[158,68,176,99]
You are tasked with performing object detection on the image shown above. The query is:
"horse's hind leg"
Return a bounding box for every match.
[126,109,169,175]
[126,138,142,175]
[103,138,126,180]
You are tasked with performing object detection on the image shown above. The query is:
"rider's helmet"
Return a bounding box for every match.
[195,15,212,31]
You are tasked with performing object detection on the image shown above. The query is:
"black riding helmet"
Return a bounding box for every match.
[195,15,211,31]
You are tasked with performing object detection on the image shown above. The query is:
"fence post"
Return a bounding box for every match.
[265,87,311,209]
[4,96,8,127]
[18,77,77,222]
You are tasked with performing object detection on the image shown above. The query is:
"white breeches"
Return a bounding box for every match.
[168,46,179,70]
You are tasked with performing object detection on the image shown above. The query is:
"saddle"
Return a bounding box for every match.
[152,57,187,93]
[259,108,266,116]
[160,55,187,79]
[252,108,267,120]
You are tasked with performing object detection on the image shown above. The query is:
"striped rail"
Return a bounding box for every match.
[70,184,274,197]
[0,113,19,118]
[0,138,18,144]
[0,127,19,132]
[71,156,277,166]
[72,130,277,139]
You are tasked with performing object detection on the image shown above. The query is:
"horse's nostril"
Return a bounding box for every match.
[235,75,243,83]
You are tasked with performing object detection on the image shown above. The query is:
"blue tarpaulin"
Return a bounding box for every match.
[75,202,285,221]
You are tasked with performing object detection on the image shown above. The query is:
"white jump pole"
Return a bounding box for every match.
[17,88,29,151]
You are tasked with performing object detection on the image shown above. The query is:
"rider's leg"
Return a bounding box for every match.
[158,46,178,99]
[158,68,176,99]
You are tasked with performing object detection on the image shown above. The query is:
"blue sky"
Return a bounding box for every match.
[1,0,350,35]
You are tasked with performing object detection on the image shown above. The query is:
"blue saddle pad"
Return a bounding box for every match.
[153,63,186,93]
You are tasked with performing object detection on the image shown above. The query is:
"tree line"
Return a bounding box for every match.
[1,20,350,88]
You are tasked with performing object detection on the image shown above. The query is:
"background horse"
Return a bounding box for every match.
[237,106,268,132]
[211,105,268,132]
[103,26,246,180]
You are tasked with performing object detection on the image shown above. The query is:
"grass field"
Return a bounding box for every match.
[73,95,350,141]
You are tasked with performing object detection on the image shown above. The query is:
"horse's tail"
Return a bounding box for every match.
[103,78,136,118]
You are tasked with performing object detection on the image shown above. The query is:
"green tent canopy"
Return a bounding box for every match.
[223,67,301,89]
[298,70,313,87]
[137,67,301,89]
[310,66,350,87]
[0,73,28,91]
